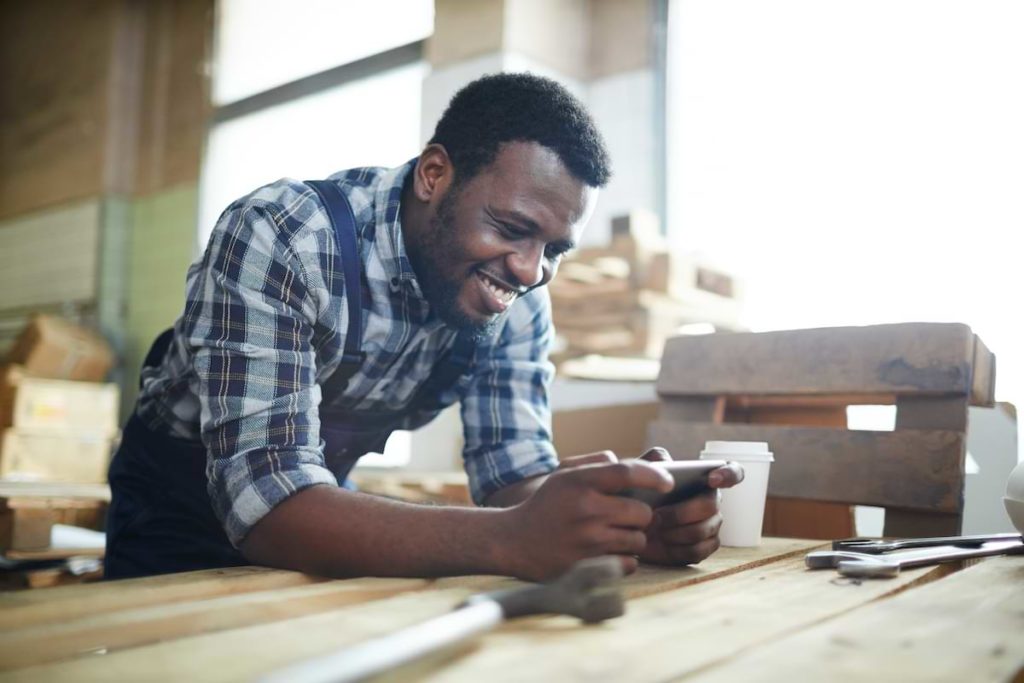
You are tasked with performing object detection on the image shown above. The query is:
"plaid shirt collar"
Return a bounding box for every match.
[370,158,426,301]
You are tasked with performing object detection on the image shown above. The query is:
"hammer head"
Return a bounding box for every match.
[474,556,625,623]
[548,555,626,623]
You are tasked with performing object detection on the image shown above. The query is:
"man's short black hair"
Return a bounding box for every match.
[429,72,611,188]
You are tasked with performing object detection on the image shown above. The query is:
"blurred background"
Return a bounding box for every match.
[0,1,1021,580]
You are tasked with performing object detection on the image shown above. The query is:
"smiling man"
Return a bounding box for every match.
[105,73,741,581]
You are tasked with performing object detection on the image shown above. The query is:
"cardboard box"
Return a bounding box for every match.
[0,366,119,438]
[0,430,113,484]
[7,315,114,382]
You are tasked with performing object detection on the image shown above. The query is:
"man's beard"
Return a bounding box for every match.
[407,188,502,342]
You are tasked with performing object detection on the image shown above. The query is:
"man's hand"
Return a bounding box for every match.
[501,457,673,581]
[636,447,744,566]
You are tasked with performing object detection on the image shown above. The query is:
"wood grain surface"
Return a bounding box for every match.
[1,540,1019,682]
[657,323,994,405]
[0,540,819,681]
[685,556,1024,682]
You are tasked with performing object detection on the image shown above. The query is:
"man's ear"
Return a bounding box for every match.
[413,144,454,203]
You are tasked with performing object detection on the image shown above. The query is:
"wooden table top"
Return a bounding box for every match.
[0,537,1021,681]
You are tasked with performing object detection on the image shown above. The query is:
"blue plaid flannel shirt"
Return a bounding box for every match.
[136,160,559,547]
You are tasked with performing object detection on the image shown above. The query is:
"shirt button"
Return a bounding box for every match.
[389,277,401,291]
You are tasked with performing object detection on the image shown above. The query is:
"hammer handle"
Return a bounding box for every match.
[259,600,504,683]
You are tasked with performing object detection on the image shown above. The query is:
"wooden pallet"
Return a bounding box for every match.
[649,323,997,538]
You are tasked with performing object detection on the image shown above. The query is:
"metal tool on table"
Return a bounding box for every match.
[259,556,625,683]
[830,532,1022,553]
[807,533,1024,578]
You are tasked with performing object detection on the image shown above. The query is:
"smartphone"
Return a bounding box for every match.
[620,459,727,508]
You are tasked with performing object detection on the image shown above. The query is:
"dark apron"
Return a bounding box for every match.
[105,180,474,579]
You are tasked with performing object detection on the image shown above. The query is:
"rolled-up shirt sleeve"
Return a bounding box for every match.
[460,288,559,504]
[182,196,337,547]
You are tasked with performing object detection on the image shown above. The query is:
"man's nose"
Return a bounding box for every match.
[507,242,548,289]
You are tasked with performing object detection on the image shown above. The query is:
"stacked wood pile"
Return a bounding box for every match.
[549,210,744,366]
[647,322,998,539]
[0,316,117,588]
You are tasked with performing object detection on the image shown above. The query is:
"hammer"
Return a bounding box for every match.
[259,556,625,683]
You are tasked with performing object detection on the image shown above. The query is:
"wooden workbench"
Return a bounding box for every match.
[0,538,1021,681]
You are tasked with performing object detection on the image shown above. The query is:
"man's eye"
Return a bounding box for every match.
[544,247,566,260]
[499,223,528,238]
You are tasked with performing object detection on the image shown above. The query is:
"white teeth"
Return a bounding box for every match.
[480,274,517,305]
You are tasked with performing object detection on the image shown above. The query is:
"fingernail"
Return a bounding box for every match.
[708,472,723,487]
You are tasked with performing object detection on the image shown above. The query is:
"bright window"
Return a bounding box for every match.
[199,62,426,244]
[213,0,433,105]
[667,1,1024,425]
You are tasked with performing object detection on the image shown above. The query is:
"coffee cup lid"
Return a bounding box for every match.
[700,441,774,462]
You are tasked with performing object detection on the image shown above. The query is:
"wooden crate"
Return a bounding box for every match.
[648,323,997,538]
[0,482,110,552]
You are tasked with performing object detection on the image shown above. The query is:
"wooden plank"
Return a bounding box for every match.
[648,420,965,513]
[762,497,854,541]
[658,323,979,399]
[883,509,962,538]
[727,393,899,408]
[4,546,104,561]
[0,577,430,671]
[0,566,325,632]
[417,563,955,682]
[0,482,111,503]
[0,542,823,681]
[427,538,823,598]
[659,397,724,423]
[895,395,970,431]
[0,544,815,673]
[686,556,1024,682]
[886,394,970,536]
[971,334,997,407]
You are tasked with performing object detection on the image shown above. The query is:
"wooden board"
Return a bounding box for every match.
[4,546,104,561]
[0,482,111,504]
[0,544,818,673]
[648,420,965,513]
[686,556,1024,682]
[971,334,997,407]
[0,542,823,681]
[0,577,430,671]
[0,566,324,631]
[416,563,955,681]
[657,323,994,405]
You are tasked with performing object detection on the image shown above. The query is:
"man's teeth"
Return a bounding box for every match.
[481,274,517,304]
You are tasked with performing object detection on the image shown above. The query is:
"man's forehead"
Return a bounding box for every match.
[484,141,571,184]
[471,142,594,221]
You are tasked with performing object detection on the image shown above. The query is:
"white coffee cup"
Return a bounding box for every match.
[699,441,774,547]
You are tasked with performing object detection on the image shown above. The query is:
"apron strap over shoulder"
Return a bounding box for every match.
[306,180,365,403]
